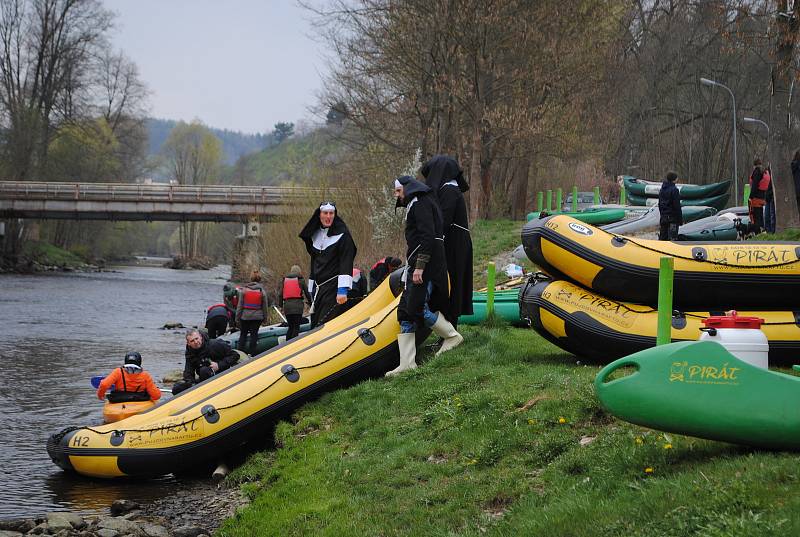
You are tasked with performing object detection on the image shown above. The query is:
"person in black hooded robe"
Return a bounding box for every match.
[386,176,463,376]
[299,202,358,327]
[420,155,473,326]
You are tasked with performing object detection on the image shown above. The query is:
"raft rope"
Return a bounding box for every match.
[64,302,400,437]
[609,233,800,269]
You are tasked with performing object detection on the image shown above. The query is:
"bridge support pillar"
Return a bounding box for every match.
[231,220,262,281]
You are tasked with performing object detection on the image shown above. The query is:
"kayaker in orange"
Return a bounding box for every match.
[96,351,162,403]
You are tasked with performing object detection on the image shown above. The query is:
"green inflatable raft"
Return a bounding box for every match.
[459,289,525,326]
[222,321,311,355]
[625,191,730,211]
[526,208,626,225]
[595,340,800,450]
[622,175,731,199]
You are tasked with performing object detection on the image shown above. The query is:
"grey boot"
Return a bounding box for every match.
[431,314,463,356]
[386,333,417,376]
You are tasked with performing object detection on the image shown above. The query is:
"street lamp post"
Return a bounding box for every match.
[701,77,739,203]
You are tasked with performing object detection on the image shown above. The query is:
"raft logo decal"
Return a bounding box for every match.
[126,419,204,447]
[668,361,741,385]
[707,245,797,271]
[549,282,636,328]
[568,222,593,236]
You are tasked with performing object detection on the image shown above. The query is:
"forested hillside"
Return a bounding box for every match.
[147,118,273,166]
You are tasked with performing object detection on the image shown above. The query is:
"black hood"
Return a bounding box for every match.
[395,175,431,208]
[421,155,469,193]
[299,204,351,241]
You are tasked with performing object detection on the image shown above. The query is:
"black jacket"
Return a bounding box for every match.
[792,159,800,194]
[658,181,682,224]
[421,155,473,321]
[183,334,239,383]
[397,176,449,318]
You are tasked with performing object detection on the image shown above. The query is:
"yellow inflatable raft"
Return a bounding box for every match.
[519,274,800,364]
[48,271,418,478]
[521,215,800,309]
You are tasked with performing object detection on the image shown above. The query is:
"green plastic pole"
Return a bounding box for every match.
[742,183,751,206]
[536,191,543,212]
[572,186,578,212]
[486,262,496,316]
[556,188,563,213]
[656,256,674,346]
[620,186,626,205]
[593,186,600,205]
[546,190,552,212]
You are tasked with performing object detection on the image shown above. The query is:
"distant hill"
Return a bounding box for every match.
[146,118,275,166]
[238,126,347,185]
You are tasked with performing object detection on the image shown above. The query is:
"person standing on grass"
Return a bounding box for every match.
[748,158,768,234]
[299,202,357,327]
[421,155,473,328]
[386,175,462,377]
[657,171,682,241]
[792,151,800,219]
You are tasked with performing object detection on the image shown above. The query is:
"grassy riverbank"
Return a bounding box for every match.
[220,325,800,536]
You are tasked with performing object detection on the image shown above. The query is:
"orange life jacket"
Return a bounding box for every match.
[242,288,263,310]
[758,171,771,192]
[282,277,302,300]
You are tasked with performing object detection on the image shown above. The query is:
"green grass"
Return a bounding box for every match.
[218,326,800,536]
[471,219,528,288]
[766,228,800,241]
[21,240,87,267]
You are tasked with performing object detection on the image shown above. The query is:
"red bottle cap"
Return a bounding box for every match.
[702,310,764,329]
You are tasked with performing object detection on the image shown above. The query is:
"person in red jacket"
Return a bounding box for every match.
[97,351,162,403]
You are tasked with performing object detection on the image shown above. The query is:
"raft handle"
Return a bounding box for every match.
[281,364,300,383]
[358,328,376,346]
[699,327,717,336]
[596,359,640,386]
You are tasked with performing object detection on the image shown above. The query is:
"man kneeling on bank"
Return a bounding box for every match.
[172,329,240,395]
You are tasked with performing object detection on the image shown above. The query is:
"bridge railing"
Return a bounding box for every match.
[0,181,315,204]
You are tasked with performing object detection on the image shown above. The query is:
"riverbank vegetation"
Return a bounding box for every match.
[221,324,800,536]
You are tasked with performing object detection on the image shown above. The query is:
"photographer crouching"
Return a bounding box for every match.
[172,329,240,395]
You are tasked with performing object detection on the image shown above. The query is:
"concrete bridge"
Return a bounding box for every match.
[0,181,313,222]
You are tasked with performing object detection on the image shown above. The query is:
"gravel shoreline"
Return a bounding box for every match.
[0,480,249,537]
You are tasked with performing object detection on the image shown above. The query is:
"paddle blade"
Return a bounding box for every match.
[91,375,115,391]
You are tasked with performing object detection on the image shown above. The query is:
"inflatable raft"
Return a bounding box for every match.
[459,290,524,326]
[626,191,730,211]
[519,275,800,363]
[600,205,717,235]
[221,321,311,355]
[526,208,626,225]
[522,214,800,309]
[595,340,800,450]
[622,176,731,199]
[47,271,422,478]
[103,400,156,424]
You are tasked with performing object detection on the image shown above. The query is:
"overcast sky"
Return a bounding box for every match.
[103,0,327,134]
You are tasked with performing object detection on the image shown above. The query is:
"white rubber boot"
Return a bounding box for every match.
[386,333,417,376]
[431,314,463,356]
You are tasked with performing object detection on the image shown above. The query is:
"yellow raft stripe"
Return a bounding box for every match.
[69,455,124,478]
[540,279,800,342]
[542,215,800,274]
[540,237,601,288]
[540,309,567,338]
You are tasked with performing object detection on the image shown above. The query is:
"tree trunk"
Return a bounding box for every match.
[771,0,800,231]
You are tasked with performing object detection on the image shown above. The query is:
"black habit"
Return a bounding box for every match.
[421,155,474,323]
[396,176,450,327]
[299,207,357,327]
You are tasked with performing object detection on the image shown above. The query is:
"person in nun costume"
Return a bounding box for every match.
[299,202,358,327]
[386,175,463,377]
[420,155,473,327]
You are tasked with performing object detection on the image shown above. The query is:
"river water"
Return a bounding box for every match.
[0,263,233,519]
